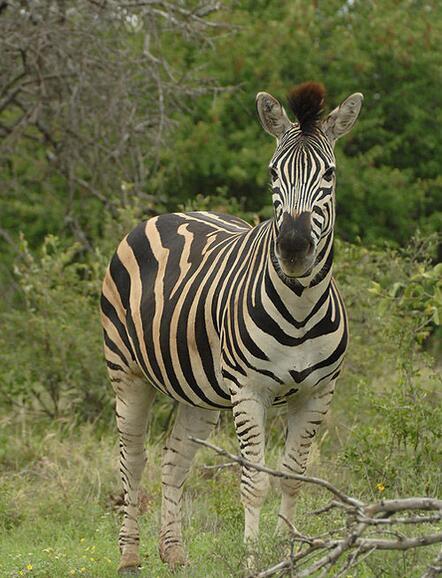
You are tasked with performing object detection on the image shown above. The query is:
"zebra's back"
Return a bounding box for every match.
[101,211,253,409]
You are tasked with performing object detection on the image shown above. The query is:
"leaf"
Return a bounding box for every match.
[369,282,382,295]
[390,282,404,298]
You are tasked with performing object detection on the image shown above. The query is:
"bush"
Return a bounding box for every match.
[0,235,109,422]
[333,234,441,497]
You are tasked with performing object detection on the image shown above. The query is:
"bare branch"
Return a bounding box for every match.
[190,436,364,508]
[357,514,442,525]
[192,438,442,578]
[200,461,238,471]
[0,0,231,246]
[350,532,442,552]
[366,498,442,516]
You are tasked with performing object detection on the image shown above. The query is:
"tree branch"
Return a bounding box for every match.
[190,436,364,509]
[190,438,442,578]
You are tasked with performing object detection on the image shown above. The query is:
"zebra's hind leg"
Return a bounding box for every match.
[112,368,156,574]
[275,380,336,534]
[159,403,220,569]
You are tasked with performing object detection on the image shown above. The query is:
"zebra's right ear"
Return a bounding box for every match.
[256,92,292,140]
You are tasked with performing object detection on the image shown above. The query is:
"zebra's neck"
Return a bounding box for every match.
[264,218,334,314]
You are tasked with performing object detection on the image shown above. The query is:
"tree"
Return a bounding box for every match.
[0,0,228,265]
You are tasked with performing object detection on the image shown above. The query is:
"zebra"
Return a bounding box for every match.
[100,81,363,574]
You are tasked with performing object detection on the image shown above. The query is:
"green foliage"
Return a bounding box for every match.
[206,473,243,526]
[370,248,442,343]
[334,235,441,497]
[0,482,24,531]
[1,0,441,277]
[0,236,109,421]
[154,0,441,245]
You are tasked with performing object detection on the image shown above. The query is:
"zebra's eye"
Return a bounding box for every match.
[322,167,335,182]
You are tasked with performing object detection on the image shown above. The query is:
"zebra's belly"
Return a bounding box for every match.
[135,328,232,410]
[139,332,346,410]
[126,303,348,410]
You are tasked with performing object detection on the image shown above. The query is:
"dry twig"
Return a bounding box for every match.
[190,437,442,577]
[0,0,230,247]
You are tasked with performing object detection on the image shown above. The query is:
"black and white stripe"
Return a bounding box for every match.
[100,82,363,573]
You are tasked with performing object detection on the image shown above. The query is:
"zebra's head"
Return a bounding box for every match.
[256,82,363,279]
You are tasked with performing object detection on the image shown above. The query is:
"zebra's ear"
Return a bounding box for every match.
[322,92,364,144]
[256,92,292,140]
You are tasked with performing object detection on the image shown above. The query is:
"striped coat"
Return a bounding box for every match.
[101,82,363,573]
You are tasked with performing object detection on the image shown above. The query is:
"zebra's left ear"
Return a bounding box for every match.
[322,93,363,144]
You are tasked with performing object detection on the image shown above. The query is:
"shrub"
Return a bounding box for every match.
[0,235,110,422]
[334,234,441,497]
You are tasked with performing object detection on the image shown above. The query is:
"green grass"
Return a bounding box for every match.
[0,414,439,578]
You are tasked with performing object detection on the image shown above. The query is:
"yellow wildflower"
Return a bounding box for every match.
[376,482,385,492]
[26,564,33,570]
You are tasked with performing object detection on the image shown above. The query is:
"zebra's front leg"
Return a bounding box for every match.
[159,403,220,569]
[231,389,270,547]
[276,380,336,534]
[114,371,156,574]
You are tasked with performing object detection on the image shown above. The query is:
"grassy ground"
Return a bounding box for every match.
[0,409,439,578]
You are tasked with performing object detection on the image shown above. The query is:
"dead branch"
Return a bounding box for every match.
[190,437,364,508]
[200,461,238,471]
[0,0,231,251]
[190,437,442,577]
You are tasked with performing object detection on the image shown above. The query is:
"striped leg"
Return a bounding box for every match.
[276,380,336,533]
[113,369,156,574]
[159,404,220,569]
[231,390,270,546]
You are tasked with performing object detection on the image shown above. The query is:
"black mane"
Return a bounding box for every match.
[287,82,325,134]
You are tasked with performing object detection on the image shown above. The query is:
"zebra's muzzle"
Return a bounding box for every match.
[275,212,315,277]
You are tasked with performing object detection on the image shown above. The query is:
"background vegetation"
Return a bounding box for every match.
[0,1,440,576]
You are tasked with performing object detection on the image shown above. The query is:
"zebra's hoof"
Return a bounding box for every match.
[159,543,187,569]
[118,552,141,575]
[118,568,140,576]
[243,548,259,575]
